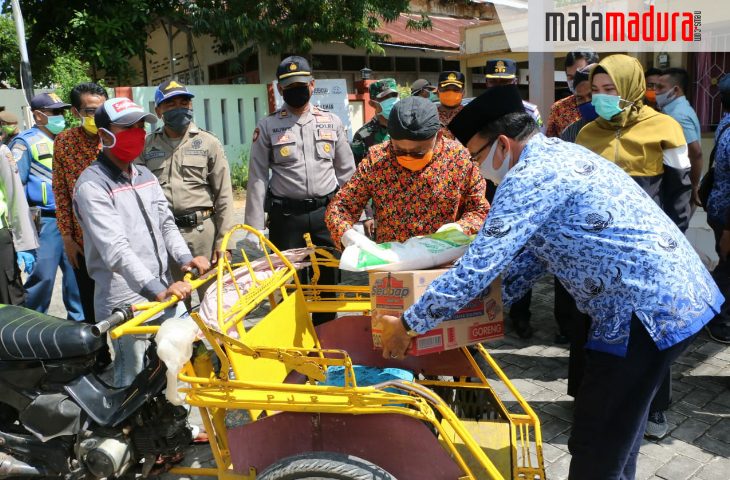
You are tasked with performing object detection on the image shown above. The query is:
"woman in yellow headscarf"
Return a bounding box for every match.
[577,55,692,232]
[576,54,692,442]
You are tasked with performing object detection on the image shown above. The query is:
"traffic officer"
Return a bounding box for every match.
[486,59,544,131]
[245,56,356,324]
[136,80,235,297]
[9,93,83,321]
[437,71,466,141]
[0,143,39,305]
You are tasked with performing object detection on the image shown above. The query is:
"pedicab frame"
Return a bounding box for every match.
[109,225,546,479]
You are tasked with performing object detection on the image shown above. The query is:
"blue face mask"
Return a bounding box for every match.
[428,91,437,102]
[578,101,599,122]
[591,93,632,121]
[378,97,399,119]
[42,113,66,135]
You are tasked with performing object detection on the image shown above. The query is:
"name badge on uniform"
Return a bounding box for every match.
[185,149,206,156]
[315,114,332,123]
[145,152,166,160]
[37,143,50,155]
[318,129,335,141]
[281,146,291,157]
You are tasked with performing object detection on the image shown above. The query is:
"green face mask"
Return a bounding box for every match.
[2,125,15,135]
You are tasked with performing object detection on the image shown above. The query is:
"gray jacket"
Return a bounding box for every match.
[73,153,193,319]
[0,144,38,252]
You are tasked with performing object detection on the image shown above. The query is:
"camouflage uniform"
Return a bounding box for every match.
[351,78,398,166]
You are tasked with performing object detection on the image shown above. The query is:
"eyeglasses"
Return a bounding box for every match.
[78,107,97,116]
[470,141,494,162]
[391,137,438,159]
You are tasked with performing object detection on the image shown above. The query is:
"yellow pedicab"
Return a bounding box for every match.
[105,225,546,479]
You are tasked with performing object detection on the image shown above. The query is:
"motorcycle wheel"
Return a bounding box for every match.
[256,451,397,480]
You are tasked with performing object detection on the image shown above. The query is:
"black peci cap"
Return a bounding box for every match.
[447,85,525,145]
[387,96,440,141]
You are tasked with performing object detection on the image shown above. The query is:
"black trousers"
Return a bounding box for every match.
[568,316,697,479]
[708,220,730,327]
[0,228,25,306]
[508,278,573,335]
[73,255,96,324]
[268,203,339,325]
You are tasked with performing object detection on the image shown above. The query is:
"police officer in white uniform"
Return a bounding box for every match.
[245,56,356,324]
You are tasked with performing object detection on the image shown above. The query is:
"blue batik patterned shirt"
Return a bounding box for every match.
[706,112,730,224]
[403,133,722,357]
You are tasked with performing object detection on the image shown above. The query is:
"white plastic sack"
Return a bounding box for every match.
[339,224,475,272]
[156,317,199,406]
[197,248,313,339]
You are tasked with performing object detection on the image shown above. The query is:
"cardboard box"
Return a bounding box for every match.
[369,269,503,356]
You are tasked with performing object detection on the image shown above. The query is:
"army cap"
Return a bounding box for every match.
[155,79,195,106]
[277,56,313,87]
[486,59,517,79]
[0,111,18,123]
[369,78,398,100]
[438,71,465,88]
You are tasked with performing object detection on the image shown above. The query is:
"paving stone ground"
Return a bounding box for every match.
[46,208,730,479]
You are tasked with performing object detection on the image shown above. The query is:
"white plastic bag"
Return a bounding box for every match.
[339,224,474,272]
[156,317,199,405]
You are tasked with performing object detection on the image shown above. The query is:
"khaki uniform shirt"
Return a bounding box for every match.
[135,122,235,251]
[245,105,356,230]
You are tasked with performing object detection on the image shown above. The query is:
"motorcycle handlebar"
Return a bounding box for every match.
[91,305,133,337]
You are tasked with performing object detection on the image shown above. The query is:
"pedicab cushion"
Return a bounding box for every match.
[324,365,415,397]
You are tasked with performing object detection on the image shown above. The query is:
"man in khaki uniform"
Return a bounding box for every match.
[245,56,355,324]
[136,80,235,295]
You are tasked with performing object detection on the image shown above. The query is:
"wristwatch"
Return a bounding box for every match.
[400,315,419,337]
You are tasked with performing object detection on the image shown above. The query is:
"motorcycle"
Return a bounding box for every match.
[0,303,193,479]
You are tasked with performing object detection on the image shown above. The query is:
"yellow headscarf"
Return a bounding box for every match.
[577,55,686,177]
[589,55,647,129]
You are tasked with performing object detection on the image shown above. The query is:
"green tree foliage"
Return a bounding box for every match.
[1,0,186,85]
[190,0,430,62]
[0,15,21,87]
[49,54,105,128]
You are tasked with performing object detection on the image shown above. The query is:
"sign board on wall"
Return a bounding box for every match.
[274,79,353,143]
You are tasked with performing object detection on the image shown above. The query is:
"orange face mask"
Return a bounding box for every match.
[396,151,434,171]
[645,90,657,103]
[439,90,463,107]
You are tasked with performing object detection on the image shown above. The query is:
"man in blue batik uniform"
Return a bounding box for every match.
[378,86,722,479]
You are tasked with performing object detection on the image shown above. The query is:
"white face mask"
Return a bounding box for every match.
[567,79,575,94]
[655,87,677,110]
[479,140,512,185]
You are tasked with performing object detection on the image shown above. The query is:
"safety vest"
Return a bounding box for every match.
[14,128,55,212]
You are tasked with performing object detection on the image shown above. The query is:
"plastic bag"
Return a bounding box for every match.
[339,224,475,272]
[156,317,199,406]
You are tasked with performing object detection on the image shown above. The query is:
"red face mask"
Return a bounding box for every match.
[105,128,146,163]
